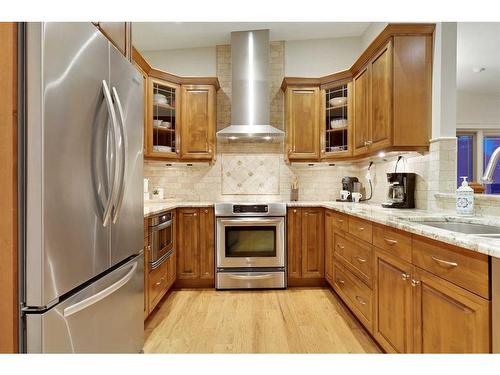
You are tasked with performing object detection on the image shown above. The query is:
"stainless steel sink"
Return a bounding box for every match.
[417,221,500,235]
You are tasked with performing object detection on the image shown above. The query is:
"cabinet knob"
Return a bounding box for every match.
[204,209,208,213]
[358,227,365,231]
[363,140,373,146]
[355,296,367,306]
[411,279,420,287]
[401,273,410,281]
[194,213,197,216]
[293,209,297,213]
[336,278,345,285]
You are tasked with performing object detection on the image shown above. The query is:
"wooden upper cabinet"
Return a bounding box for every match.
[176,208,200,279]
[180,85,216,160]
[285,87,320,161]
[393,35,433,147]
[374,250,413,353]
[413,267,490,353]
[147,77,180,159]
[199,207,215,281]
[369,40,393,152]
[94,22,131,59]
[301,208,325,278]
[353,66,370,156]
[287,208,303,280]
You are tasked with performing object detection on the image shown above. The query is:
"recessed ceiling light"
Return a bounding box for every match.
[229,136,238,140]
[378,151,386,158]
[472,67,486,73]
[263,136,271,140]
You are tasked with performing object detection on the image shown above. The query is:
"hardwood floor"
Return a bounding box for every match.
[144,288,381,353]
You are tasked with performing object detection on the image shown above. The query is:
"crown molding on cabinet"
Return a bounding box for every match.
[281,23,435,91]
[132,46,220,90]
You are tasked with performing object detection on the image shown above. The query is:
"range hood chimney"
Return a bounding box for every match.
[216,29,284,141]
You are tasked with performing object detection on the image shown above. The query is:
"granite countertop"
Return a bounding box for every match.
[144,200,500,259]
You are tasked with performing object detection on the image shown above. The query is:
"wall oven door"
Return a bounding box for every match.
[216,217,285,268]
[149,212,173,268]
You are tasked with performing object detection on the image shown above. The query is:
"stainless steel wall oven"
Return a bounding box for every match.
[215,203,286,289]
[149,211,174,269]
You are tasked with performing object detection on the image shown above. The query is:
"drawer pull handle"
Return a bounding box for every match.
[431,256,458,268]
[401,273,410,281]
[355,257,367,263]
[358,227,365,231]
[336,278,345,285]
[336,244,345,250]
[337,218,344,223]
[155,277,164,286]
[355,296,367,305]
[411,279,420,287]
[384,238,398,245]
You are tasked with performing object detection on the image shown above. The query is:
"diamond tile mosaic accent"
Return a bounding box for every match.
[221,154,280,195]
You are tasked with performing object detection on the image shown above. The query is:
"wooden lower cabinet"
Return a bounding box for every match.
[374,250,413,353]
[148,250,175,314]
[287,207,324,286]
[413,267,490,353]
[176,207,215,287]
[324,210,335,285]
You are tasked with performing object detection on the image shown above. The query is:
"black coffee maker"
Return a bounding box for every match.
[382,173,416,209]
[336,176,360,202]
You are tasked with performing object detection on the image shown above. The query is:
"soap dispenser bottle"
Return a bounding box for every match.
[456,176,474,216]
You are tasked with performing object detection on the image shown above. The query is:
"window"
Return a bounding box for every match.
[483,136,500,194]
[457,134,474,187]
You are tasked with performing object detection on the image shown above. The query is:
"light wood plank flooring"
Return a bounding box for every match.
[144,288,381,353]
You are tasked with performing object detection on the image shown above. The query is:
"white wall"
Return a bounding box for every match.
[457,91,500,129]
[142,47,216,76]
[284,37,363,77]
[360,22,388,49]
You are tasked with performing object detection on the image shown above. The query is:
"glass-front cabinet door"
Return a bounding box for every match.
[147,77,180,158]
[321,81,353,159]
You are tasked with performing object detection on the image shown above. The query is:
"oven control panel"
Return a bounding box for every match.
[233,204,268,214]
[215,202,286,217]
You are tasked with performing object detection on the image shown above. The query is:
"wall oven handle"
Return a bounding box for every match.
[151,220,173,232]
[63,262,137,317]
[101,80,119,227]
[225,274,275,280]
[111,86,128,224]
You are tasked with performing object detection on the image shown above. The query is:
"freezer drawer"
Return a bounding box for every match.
[26,255,144,353]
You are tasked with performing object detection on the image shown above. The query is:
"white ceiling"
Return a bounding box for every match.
[457,22,500,95]
[132,22,371,51]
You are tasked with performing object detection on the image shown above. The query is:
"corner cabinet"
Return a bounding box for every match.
[180,85,216,160]
[285,87,320,161]
[147,77,180,159]
[321,81,353,159]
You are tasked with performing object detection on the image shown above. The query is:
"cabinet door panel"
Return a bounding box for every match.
[180,85,215,159]
[370,40,392,151]
[325,210,335,285]
[287,208,302,280]
[413,268,490,353]
[177,208,200,279]
[199,208,215,282]
[353,67,370,155]
[374,250,413,353]
[286,87,320,160]
[301,208,324,278]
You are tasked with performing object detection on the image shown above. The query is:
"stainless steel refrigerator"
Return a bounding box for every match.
[20,22,144,353]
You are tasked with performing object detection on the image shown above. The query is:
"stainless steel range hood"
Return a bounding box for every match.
[216,29,284,141]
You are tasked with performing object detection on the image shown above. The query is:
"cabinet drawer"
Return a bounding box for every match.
[373,224,412,262]
[334,232,373,286]
[412,236,489,299]
[330,210,349,232]
[348,216,373,243]
[333,263,373,331]
[148,260,168,311]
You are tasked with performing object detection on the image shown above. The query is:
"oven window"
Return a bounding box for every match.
[225,226,276,258]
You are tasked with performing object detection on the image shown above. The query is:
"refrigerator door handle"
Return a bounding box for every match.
[111,86,127,224]
[101,80,119,227]
[62,262,138,318]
